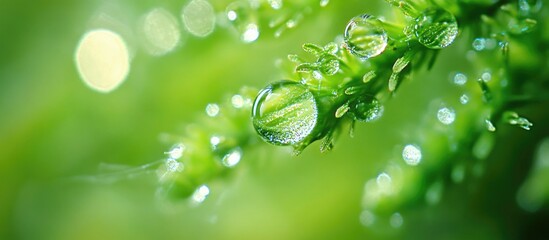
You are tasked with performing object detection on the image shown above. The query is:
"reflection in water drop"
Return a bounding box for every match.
[268,0,282,9]
[222,148,242,167]
[390,212,403,228]
[437,107,456,125]
[191,185,210,204]
[141,8,181,56]
[344,14,388,59]
[402,144,422,166]
[252,81,318,146]
[413,9,458,49]
[75,29,130,93]
[206,103,220,117]
[182,0,216,37]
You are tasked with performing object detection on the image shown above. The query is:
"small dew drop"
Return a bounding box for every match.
[437,107,456,125]
[472,38,485,51]
[344,14,388,59]
[242,23,259,42]
[453,72,467,85]
[268,0,282,10]
[191,185,210,204]
[402,144,422,166]
[413,9,458,49]
[231,95,245,108]
[390,212,403,228]
[481,71,492,82]
[376,172,393,194]
[227,10,237,21]
[252,81,318,146]
[210,135,221,148]
[485,119,496,132]
[182,0,216,37]
[319,0,329,7]
[351,97,384,122]
[459,94,469,104]
[166,144,185,159]
[206,103,220,117]
[222,148,242,167]
[360,210,375,227]
[166,158,183,172]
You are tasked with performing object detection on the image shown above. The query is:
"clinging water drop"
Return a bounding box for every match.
[413,9,458,49]
[344,14,388,59]
[252,81,319,146]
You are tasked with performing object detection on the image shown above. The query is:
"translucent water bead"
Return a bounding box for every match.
[350,96,384,122]
[344,14,388,59]
[252,81,318,146]
[413,9,458,49]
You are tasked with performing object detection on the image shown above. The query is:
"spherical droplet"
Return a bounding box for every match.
[390,212,403,228]
[191,185,210,204]
[453,72,467,85]
[459,94,469,104]
[222,148,242,167]
[252,81,318,146]
[413,9,458,49]
[344,14,388,59]
[437,107,456,125]
[402,144,422,166]
[350,96,384,122]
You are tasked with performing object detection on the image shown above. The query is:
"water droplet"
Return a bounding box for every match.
[360,210,375,226]
[437,107,456,125]
[485,119,496,132]
[222,148,242,167]
[166,158,183,172]
[519,0,543,13]
[141,8,181,56]
[413,9,458,49]
[191,185,210,204]
[504,111,533,130]
[319,0,330,7]
[350,96,383,122]
[402,144,422,166]
[227,10,237,21]
[344,14,388,59]
[453,72,467,85]
[472,38,485,51]
[268,0,282,9]
[312,70,323,80]
[231,95,245,108]
[252,81,318,146]
[242,23,260,42]
[376,172,393,194]
[481,71,492,82]
[75,29,130,93]
[206,103,220,117]
[459,94,469,104]
[166,144,185,159]
[210,135,222,149]
[390,212,403,228]
[182,0,216,37]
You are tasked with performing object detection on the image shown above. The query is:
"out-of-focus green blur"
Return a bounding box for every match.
[2,0,548,239]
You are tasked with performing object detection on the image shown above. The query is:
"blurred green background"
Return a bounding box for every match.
[1,0,548,239]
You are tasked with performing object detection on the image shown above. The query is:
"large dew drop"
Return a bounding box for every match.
[413,9,458,49]
[252,81,318,146]
[344,14,388,59]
